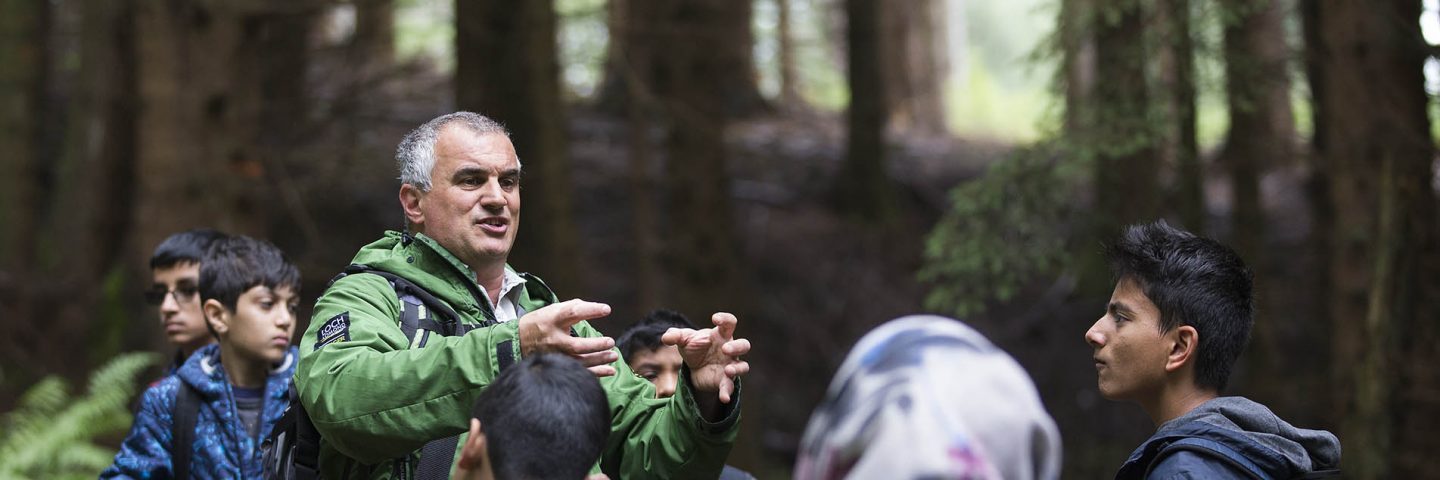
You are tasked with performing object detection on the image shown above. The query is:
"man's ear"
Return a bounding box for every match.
[1165,325,1199,373]
[458,418,487,470]
[203,299,230,337]
[399,184,426,227]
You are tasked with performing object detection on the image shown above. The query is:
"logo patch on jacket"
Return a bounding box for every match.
[315,312,351,351]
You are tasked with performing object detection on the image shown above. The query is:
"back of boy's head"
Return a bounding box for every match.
[471,353,610,479]
[150,229,228,269]
[198,235,300,312]
[1105,219,1253,391]
[617,309,693,360]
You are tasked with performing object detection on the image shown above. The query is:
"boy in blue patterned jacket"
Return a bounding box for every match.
[103,235,302,478]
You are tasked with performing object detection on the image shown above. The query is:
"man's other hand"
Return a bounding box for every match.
[662,312,752,405]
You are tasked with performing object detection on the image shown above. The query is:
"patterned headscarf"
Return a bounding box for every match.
[795,315,1062,480]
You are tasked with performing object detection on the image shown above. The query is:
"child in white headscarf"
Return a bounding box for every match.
[795,315,1062,480]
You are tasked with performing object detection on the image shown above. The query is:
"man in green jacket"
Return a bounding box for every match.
[296,111,752,479]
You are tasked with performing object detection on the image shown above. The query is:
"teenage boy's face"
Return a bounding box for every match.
[1084,277,1171,402]
[629,345,683,398]
[220,285,299,364]
[151,263,210,354]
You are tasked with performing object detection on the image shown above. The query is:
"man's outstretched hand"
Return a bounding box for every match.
[518,299,618,377]
[662,312,752,411]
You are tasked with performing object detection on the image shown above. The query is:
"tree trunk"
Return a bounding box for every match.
[0,0,52,370]
[880,0,948,135]
[1220,0,1293,264]
[133,1,317,258]
[1314,0,1434,477]
[777,0,800,106]
[598,0,766,117]
[836,0,895,222]
[54,0,142,362]
[618,10,664,311]
[353,0,394,69]
[455,0,581,294]
[1165,0,1203,232]
[1091,0,1159,243]
[627,0,744,320]
[1219,0,1294,401]
[1059,0,1096,135]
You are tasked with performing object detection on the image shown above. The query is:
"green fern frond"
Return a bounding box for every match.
[0,352,159,478]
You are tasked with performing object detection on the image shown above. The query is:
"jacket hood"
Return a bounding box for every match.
[176,343,298,399]
[1134,396,1341,477]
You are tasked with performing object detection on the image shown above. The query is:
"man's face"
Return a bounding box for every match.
[409,127,521,271]
[1084,277,1172,402]
[630,345,683,398]
[151,262,210,354]
[216,285,299,365]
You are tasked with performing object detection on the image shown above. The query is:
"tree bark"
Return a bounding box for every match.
[133,1,318,257]
[880,0,948,135]
[1220,0,1293,263]
[353,0,394,69]
[776,0,800,106]
[626,0,744,319]
[1165,0,1203,232]
[1060,0,1096,134]
[455,0,581,294]
[598,0,766,117]
[1219,0,1294,400]
[0,0,52,369]
[836,0,896,222]
[1313,0,1434,477]
[1091,0,1159,242]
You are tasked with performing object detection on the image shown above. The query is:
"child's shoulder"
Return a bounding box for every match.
[139,374,184,409]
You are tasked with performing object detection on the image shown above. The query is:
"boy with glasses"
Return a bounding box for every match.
[145,229,228,374]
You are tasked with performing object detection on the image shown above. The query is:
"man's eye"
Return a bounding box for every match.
[499,177,518,189]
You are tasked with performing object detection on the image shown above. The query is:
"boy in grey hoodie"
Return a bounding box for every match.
[1084,221,1341,479]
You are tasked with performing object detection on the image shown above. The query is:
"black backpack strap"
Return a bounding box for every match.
[290,385,322,480]
[1144,437,1273,480]
[414,434,461,480]
[261,380,321,480]
[333,264,462,343]
[172,381,201,479]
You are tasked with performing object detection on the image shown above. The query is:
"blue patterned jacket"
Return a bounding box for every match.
[102,343,297,479]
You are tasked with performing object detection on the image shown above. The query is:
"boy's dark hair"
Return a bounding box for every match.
[150,229,228,270]
[470,353,610,479]
[199,235,301,313]
[1105,220,1254,392]
[617,309,694,360]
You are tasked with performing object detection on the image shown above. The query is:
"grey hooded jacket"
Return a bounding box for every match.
[1116,396,1341,479]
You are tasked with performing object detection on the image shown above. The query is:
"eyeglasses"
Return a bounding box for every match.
[144,285,200,306]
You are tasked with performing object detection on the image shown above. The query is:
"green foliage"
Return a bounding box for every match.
[919,141,1084,317]
[0,352,159,480]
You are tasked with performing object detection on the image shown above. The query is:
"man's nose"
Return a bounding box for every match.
[479,180,508,205]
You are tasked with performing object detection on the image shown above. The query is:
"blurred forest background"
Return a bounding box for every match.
[1,0,1438,477]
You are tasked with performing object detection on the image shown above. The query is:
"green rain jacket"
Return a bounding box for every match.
[295,231,740,479]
